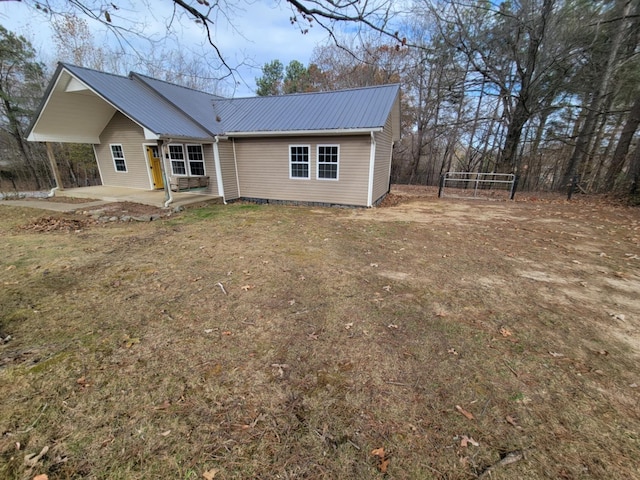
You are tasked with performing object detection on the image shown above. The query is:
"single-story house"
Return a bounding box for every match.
[27,63,401,207]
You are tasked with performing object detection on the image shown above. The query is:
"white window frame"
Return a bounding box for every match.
[289,144,310,180]
[186,144,206,176]
[110,144,127,172]
[317,144,340,181]
[168,143,187,176]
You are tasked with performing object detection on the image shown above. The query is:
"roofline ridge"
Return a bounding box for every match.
[130,74,217,137]
[229,82,400,100]
[130,71,224,98]
[60,62,130,80]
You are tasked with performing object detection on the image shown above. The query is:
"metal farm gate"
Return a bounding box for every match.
[438,172,518,200]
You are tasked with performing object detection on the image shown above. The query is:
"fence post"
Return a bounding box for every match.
[438,174,445,198]
[567,175,579,200]
[510,175,519,200]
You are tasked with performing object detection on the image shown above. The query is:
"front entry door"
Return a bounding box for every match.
[146,146,164,189]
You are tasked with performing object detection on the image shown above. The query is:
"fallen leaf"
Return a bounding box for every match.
[288,299,296,305]
[124,337,140,348]
[382,285,391,292]
[240,284,254,291]
[24,446,49,468]
[387,323,399,329]
[6,265,16,270]
[455,405,475,420]
[460,435,479,447]
[379,458,390,473]
[499,327,512,337]
[505,415,519,428]
[160,430,171,436]
[221,331,232,336]
[76,376,90,388]
[344,322,353,330]
[610,312,626,322]
[202,468,219,480]
[33,475,48,480]
[371,447,385,458]
[447,348,459,355]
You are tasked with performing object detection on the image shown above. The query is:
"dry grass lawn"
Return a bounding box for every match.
[1,186,639,479]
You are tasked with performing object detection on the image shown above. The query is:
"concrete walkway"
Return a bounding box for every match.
[1,186,222,212]
[0,199,111,213]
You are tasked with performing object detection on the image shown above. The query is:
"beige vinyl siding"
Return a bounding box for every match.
[219,139,239,200]
[235,135,371,206]
[95,112,152,189]
[202,144,218,196]
[372,112,394,203]
[161,143,220,196]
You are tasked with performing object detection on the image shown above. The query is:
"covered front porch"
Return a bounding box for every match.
[55,185,223,209]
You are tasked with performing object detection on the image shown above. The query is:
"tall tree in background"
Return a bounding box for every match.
[256,60,284,96]
[256,60,313,95]
[0,25,48,189]
[284,60,312,93]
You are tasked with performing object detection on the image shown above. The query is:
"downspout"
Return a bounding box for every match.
[367,131,377,207]
[232,138,240,198]
[387,141,395,194]
[213,136,226,204]
[160,140,174,208]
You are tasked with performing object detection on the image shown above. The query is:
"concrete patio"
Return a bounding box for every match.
[54,186,223,208]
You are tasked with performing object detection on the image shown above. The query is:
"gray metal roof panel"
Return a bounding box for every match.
[62,64,212,139]
[132,73,224,135]
[210,84,400,134]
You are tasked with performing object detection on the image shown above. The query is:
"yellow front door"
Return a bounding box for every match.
[146,146,164,189]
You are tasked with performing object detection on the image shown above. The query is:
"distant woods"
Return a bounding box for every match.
[2,0,640,203]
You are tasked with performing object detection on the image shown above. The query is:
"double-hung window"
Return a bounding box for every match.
[110,144,127,172]
[187,144,205,176]
[290,145,310,179]
[317,145,339,180]
[169,144,186,175]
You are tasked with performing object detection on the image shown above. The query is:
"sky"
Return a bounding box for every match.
[0,0,333,97]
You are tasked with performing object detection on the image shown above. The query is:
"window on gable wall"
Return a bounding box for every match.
[187,144,205,176]
[290,145,310,179]
[317,145,339,180]
[169,144,186,175]
[110,144,127,172]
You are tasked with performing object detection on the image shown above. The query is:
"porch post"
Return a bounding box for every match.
[45,142,65,191]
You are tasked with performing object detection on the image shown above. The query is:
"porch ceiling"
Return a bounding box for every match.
[27,70,117,144]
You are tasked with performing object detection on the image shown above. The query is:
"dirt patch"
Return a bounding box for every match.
[18,216,95,233]
[1,196,639,479]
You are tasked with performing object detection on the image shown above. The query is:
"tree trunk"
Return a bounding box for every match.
[561,0,631,188]
[604,96,640,190]
[495,0,554,173]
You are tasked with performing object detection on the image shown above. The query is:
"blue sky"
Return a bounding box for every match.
[0,1,332,96]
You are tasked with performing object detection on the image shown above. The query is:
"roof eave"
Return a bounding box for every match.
[226,127,383,138]
[158,134,215,143]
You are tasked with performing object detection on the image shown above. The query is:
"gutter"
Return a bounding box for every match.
[227,127,383,138]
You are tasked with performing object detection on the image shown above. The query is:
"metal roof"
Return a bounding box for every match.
[29,63,400,141]
[210,84,400,134]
